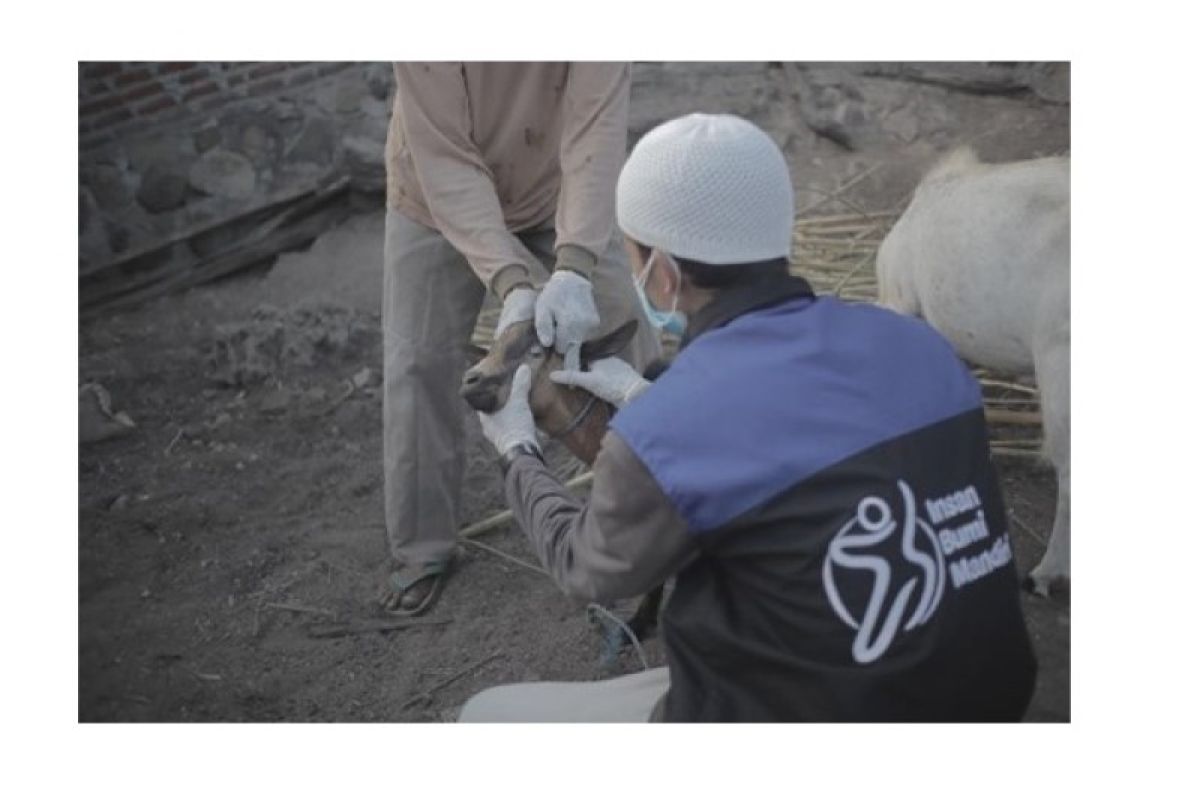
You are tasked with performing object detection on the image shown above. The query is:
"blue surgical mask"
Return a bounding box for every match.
[635,250,688,337]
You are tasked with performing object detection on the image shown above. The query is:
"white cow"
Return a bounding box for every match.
[876,147,1069,596]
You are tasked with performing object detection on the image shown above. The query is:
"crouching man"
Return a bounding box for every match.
[464,114,1037,722]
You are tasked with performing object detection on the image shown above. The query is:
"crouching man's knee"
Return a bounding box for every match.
[457,684,525,723]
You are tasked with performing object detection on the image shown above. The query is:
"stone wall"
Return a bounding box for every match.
[78,62,362,153]
[79,61,1069,313]
[79,61,394,311]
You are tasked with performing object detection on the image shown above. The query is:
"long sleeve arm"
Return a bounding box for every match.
[553,63,632,279]
[504,430,695,603]
[393,62,539,298]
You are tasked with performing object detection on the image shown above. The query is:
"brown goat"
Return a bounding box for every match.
[460,317,664,655]
[461,319,638,464]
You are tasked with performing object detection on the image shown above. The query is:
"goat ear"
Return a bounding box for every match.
[466,342,489,363]
[580,319,639,363]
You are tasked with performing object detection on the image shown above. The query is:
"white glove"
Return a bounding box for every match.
[550,357,650,409]
[478,364,539,454]
[495,286,536,339]
[535,271,600,371]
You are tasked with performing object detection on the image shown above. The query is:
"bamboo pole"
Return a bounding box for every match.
[796,223,895,235]
[461,538,547,576]
[977,378,1039,394]
[832,253,877,295]
[982,396,1043,406]
[795,210,900,226]
[793,165,882,218]
[990,447,1043,459]
[985,409,1043,426]
[458,472,594,540]
[795,237,885,247]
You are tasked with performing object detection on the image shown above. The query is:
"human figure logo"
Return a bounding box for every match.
[822,480,947,664]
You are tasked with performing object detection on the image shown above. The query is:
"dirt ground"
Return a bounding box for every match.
[78,63,1070,722]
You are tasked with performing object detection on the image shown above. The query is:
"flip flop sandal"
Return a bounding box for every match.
[383,560,449,617]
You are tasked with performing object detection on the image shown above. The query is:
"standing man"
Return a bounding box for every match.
[463,114,1037,721]
[379,63,659,616]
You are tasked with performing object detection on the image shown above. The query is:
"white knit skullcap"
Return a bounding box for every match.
[616,113,794,265]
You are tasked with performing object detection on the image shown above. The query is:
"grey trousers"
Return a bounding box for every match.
[458,666,670,722]
[382,210,660,566]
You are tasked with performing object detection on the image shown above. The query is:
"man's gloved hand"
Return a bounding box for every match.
[550,357,650,409]
[535,271,600,371]
[478,364,540,455]
[495,285,537,339]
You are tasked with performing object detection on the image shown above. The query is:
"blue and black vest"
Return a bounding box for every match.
[611,274,1036,722]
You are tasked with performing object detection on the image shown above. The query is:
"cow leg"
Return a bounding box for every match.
[1025,329,1070,596]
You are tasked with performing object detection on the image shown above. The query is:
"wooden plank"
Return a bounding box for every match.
[80,177,352,314]
[78,179,339,280]
[306,618,452,639]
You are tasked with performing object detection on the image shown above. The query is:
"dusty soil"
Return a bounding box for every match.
[79,63,1070,722]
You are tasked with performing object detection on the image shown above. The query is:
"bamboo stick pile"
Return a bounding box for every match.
[792,210,897,303]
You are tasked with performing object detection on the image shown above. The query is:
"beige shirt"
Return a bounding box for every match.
[386,62,631,298]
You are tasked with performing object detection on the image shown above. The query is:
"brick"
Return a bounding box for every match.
[286,67,318,88]
[92,107,134,129]
[316,62,348,77]
[136,95,178,115]
[201,94,233,112]
[248,77,284,96]
[249,62,287,80]
[229,63,262,80]
[82,62,121,80]
[157,61,195,75]
[83,79,110,96]
[179,67,211,84]
[182,81,220,102]
[114,67,154,87]
[227,73,246,87]
[80,94,124,116]
[81,132,115,152]
[120,82,161,103]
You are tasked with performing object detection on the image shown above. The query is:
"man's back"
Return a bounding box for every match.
[612,295,1037,721]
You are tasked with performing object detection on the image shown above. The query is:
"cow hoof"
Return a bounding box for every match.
[1022,572,1070,599]
[1021,574,1050,597]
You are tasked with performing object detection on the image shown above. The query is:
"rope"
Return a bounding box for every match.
[586,603,649,671]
